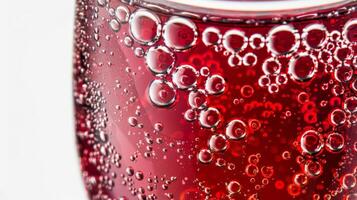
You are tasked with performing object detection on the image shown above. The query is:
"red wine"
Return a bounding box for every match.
[73,0,357,199]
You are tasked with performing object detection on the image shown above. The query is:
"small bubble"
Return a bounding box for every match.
[184,109,197,121]
[262,57,281,75]
[344,96,357,113]
[128,117,138,127]
[209,134,228,152]
[148,79,176,107]
[334,64,353,82]
[129,9,161,45]
[326,132,345,152]
[245,164,259,177]
[145,45,175,74]
[202,27,222,46]
[243,53,258,67]
[227,181,241,194]
[223,29,248,53]
[304,160,322,177]
[115,6,130,23]
[289,53,318,82]
[267,25,300,56]
[343,19,357,44]
[330,108,346,126]
[163,16,198,51]
[258,75,271,87]
[172,65,198,89]
[199,107,221,128]
[109,19,121,32]
[226,119,247,140]
[300,129,324,155]
[302,24,328,49]
[249,33,265,49]
[294,173,308,185]
[198,149,213,164]
[205,74,226,95]
[342,173,356,189]
[228,54,242,67]
[188,89,207,109]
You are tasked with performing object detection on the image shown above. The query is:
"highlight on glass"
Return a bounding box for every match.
[73,0,357,199]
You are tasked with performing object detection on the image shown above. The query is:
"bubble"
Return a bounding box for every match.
[249,33,265,49]
[343,19,357,44]
[205,74,226,95]
[172,65,198,89]
[241,85,254,98]
[134,47,145,57]
[245,164,259,177]
[202,27,222,46]
[258,75,271,87]
[129,9,161,45]
[145,46,175,74]
[97,0,107,6]
[300,130,324,155]
[227,181,241,194]
[302,24,328,49]
[344,96,357,113]
[294,173,308,185]
[261,166,274,178]
[222,29,248,53]
[135,171,144,180]
[243,53,258,66]
[109,19,121,32]
[128,117,138,127]
[275,74,288,85]
[288,53,318,82]
[123,36,134,47]
[287,184,301,196]
[249,119,261,131]
[334,46,353,62]
[330,30,341,41]
[200,67,210,77]
[304,160,322,177]
[226,119,247,140]
[334,64,353,82]
[330,108,346,126]
[326,132,345,152]
[198,149,213,164]
[267,25,300,56]
[342,173,356,189]
[248,154,260,164]
[282,151,291,160]
[199,107,221,128]
[318,50,333,63]
[148,79,176,107]
[126,166,134,176]
[115,6,130,23]
[228,54,242,67]
[188,89,207,109]
[209,134,228,152]
[163,16,198,51]
[262,57,281,75]
[184,109,196,121]
[268,83,279,94]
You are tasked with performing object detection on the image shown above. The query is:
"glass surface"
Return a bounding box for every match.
[73,0,357,199]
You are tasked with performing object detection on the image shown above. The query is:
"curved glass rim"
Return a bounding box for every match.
[141,0,356,18]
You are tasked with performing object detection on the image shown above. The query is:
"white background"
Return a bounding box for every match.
[1,0,87,199]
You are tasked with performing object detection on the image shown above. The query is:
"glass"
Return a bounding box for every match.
[73,0,357,199]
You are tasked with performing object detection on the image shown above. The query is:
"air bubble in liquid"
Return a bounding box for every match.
[226,119,247,140]
[304,160,322,177]
[145,46,175,74]
[343,19,357,44]
[302,24,328,49]
[330,108,347,126]
[227,181,241,194]
[199,107,221,128]
[109,19,120,32]
[326,132,345,152]
[267,25,300,56]
[115,6,130,23]
[148,79,176,107]
[228,54,242,67]
[223,29,248,53]
[209,134,228,152]
[172,65,198,89]
[184,109,196,122]
[334,64,353,82]
[258,75,271,87]
[344,96,357,113]
[163,16,198,51]
[262,57,281,75]
[249,33,265,49]
[300,130,324,155]
[342,173,356,189]
[243,53,258,67]
[202,27,222,46]
[188,89,207,109]
[288,53,318,82]
[198,149,213,164]
[205,74,226,95]
[129,9,161,45]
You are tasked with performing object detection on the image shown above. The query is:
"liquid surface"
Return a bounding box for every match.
[73,0,357,199]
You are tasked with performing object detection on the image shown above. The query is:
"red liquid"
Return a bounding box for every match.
[73,0,357,199]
